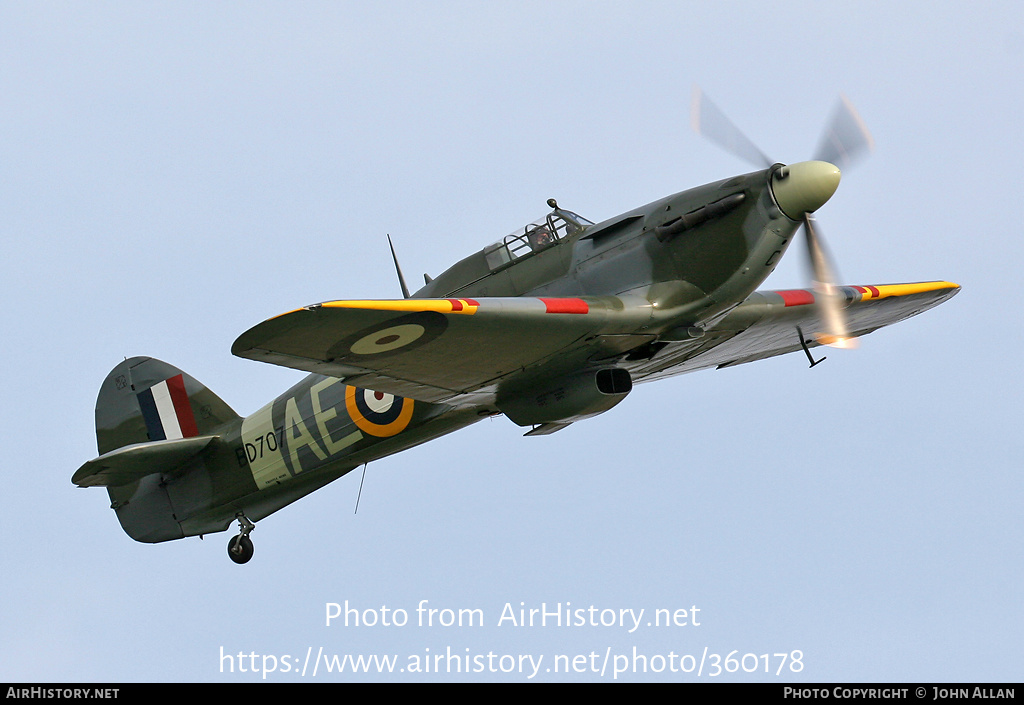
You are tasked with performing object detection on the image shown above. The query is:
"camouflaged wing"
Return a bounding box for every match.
[628,281,960,382]
[231,297,631,403]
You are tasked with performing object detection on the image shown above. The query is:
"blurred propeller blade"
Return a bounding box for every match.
[690,90,868,351]
[803,214,857,349]
[691,86,773,168]
[813,94,875,171]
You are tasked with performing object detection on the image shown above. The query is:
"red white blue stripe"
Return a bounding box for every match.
[137,374,199,441]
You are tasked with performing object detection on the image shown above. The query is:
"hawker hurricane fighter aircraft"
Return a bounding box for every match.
[74,93,959,563]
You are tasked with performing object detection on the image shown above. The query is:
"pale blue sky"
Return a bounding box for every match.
[1,1,1019,682]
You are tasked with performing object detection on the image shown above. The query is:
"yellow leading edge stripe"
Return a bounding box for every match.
[859,281,959,300]
[320,299,480,314]
[270,283,958,321]
[271,298,481,320]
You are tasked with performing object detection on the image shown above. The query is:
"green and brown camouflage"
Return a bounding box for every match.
[74,160,959,563]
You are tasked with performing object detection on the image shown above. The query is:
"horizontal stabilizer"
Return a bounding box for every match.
[73,435,217,488]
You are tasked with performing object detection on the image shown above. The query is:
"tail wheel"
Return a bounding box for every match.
[227,535,254,564]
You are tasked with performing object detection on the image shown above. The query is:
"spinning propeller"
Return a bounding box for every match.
[691,87,874,349]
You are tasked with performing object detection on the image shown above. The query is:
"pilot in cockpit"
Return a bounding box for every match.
[528,226,553,250]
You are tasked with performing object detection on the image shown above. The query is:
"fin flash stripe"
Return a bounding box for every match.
[137,374,198,441]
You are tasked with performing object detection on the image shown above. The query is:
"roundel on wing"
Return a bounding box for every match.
[345,386,415,437]
[329,311,447,361]
[350,323,426,355]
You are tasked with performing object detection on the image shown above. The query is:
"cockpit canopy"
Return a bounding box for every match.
[482,208,593,271]
[414,203,595,299]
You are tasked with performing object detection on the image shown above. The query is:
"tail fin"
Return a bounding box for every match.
[94,356,240,455]
[77,357,242,543]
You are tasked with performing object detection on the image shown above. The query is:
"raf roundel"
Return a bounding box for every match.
[345,386,415,437]
[329,311,448,361]
[350,323,426,355]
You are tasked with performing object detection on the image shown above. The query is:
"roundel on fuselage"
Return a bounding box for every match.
[345,386,415,437]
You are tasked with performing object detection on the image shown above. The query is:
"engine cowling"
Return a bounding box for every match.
[497,368,632,427]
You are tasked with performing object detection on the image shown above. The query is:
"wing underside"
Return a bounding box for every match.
[232,282,959,402]
[629,281,960,381]
[232,297,631,403]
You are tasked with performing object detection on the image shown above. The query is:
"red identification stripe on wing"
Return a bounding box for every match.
[446,298,480,312]
[539,298,590,314]
[777,290,815,307]
[853,285,880,299]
